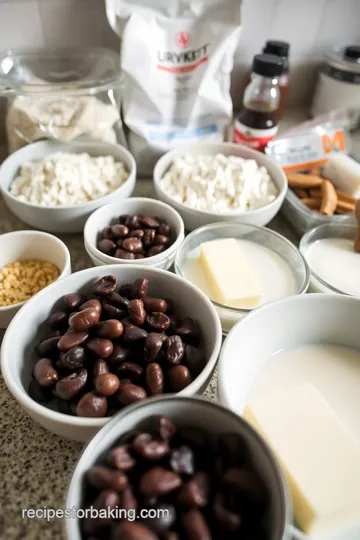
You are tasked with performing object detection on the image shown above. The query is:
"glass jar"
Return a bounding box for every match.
[0,47,125,153]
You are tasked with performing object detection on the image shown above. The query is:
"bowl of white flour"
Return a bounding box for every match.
[0,139,136,233]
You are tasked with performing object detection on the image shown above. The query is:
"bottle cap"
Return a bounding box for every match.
[252,54,284,77]
[263,40,290,58]
[344,45,360,61]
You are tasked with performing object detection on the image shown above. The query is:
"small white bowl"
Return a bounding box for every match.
[65,395,292,540]
[84,197,185,270]
[153,142,287,231]
[0,139,136,234]
[0,230,71,328]
[218,294,360,540]
[1,265,222,441]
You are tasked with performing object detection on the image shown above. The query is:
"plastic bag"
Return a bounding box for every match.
[106,0,243,175]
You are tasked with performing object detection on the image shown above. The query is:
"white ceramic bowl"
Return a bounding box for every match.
[218,294,360,540]
[84,198,185,270]
[153,142,288,231]
[0,230,71,328]
[1,265,222,442]
[0,139,136,234]
[65,395,292,540]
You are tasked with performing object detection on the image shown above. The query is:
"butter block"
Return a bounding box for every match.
[199,238,262,308]
[245,383,360,536]
[323,153,360,198]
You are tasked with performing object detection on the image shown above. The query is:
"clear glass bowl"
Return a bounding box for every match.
[0,47,125,152]
[300,223,358,295]
[175,222,310,335]
[281,189,354,236]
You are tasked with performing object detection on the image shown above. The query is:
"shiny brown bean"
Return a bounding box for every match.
[35,336,61,357]
[60,346,86,370]
[57,330,89,352]
[119,283,133,297]
[98,238,116,255]
[102,303,126,320]
[68,307,100,331]
[115,248,135,260]
[144,333,167,362]
[167,365,192,392]
[96,320,123,339]
[158,223,170,236]
[124,324,148,343]
[139,467,182,496]
[176,317,201,345]
[154,235,170,246]
[28,379,52,402]
[117,384,147,405]
[93,275,117,296]
[101,226,115,239]
[119,214,130,224]
[146,363,164,395]
[181,509,211,540]
[108,445,136,472]
[122,237,143,253]
[86,337,114,358]
[108,344,131,366]
[143,297,167,314]
[76,391,108,417]
[184,345,207,378]
[125,215,141,229]
[95,373,120,396]
[143,229,156,248]
[131,278,149,299]
[141,216,160,229]
[86,465,128,491]
[55,369,88,400]
[94,489,120,513]
[165,335,185,365]
[128,299,146,326]
[79,298,102,314]
[146,312,170,331]
[178,472,210,507]
[135,253,145,259]
[108,292,129,309]
[33,358,58,387]
[148,245,166,257]
[152,416,176,441]
[128,229,145,239]
[133,433,169,461]
[48,311,68,329]
[111,224,129,237]
[116,362,143,381]
[63,293,85,310]
[92,359,110,384]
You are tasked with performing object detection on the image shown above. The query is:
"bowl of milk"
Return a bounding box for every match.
[300,223,360,296]
[219,293,360,540]
[175,222,310,334]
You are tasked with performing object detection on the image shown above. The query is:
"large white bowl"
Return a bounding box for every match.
[0,230,71,328]
[84,197,185,270]
[1,265,222,442]
[0,139,136,233]
[153,142,288,231]
[218,293,360,540]
[65,396,292,540]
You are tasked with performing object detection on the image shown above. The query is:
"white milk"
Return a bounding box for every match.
[247,344,360,442]
[306,238,360,296]
[183,238,297,332]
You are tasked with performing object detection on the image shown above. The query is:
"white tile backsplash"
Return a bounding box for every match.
[0,0,360,141]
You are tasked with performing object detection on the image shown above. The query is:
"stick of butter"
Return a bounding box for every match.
[199,238,262,308]
[323,153,360,198]
[245,383,360,536]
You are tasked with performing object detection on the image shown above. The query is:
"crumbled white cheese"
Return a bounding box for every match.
[160,153,278,212]
[10,152,129,207]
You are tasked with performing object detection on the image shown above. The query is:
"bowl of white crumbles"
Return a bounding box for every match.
[153,142,288,231]
[0,139,136,233]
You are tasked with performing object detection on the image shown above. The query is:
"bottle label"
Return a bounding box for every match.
[233,120,278,152]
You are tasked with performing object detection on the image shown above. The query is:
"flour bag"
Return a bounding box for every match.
[106,0,243,174]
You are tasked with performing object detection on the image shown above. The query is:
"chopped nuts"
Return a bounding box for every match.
[0,260,60,307]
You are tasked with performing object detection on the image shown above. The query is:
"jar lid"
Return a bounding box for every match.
[325,45,360,73]
[252,54,284,77]
[263,40,290,58]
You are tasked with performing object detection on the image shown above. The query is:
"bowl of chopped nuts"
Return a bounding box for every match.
[0,230,71,328]
[0,139,136,234]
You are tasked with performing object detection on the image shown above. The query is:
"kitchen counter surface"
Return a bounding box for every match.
[0,167,298,539]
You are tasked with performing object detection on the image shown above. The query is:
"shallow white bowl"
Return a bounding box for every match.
[0,230,71,328]
[219,293,360,540]
[1,265,222,442]
[65,395,292,540]
[0,139,136,234]
[153,142,287,231]
[84,198,185,270]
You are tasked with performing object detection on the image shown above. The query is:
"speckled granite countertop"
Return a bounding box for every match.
[0,179,298,540]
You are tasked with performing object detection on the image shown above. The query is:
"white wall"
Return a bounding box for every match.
[0,0,359,140]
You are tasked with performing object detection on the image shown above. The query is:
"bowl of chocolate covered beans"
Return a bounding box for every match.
[1,266,222,441]
[84,198,185,270]
[65,396,291,540]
